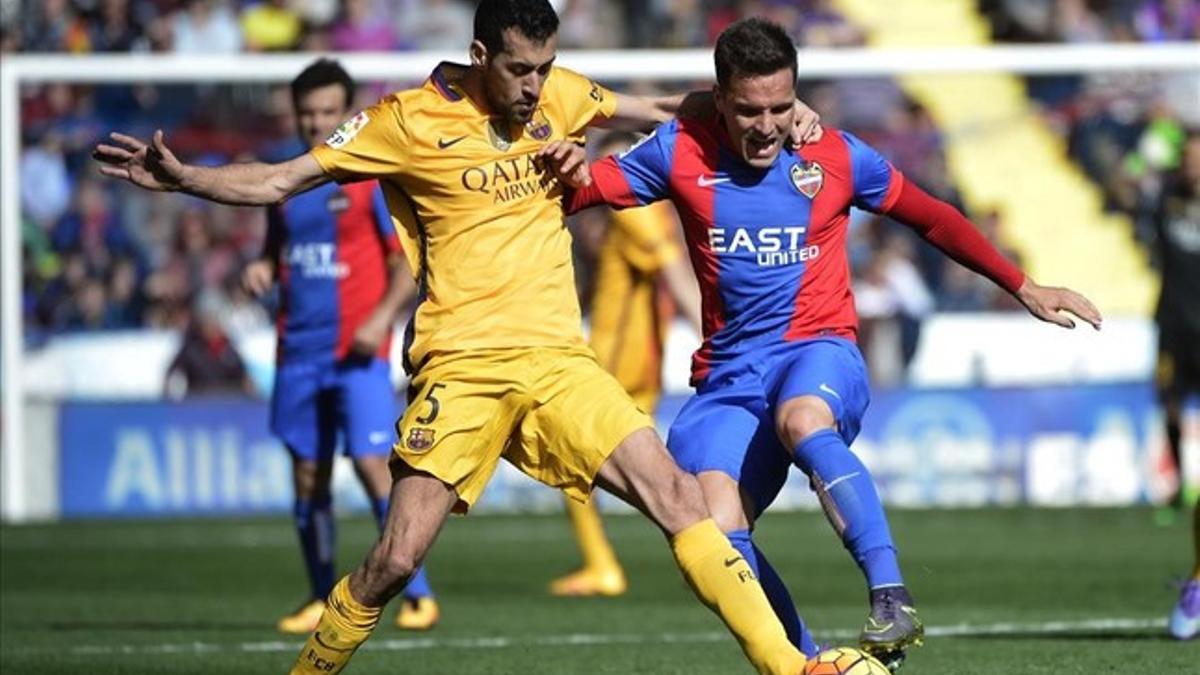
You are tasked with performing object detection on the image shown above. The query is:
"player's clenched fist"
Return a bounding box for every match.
[538,141,592,188]
[93,129,187,192]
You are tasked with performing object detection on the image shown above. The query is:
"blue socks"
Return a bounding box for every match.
[727,529,818,656]
[371,496,434,600]
[792,429,903,590]
[294,495,336,600]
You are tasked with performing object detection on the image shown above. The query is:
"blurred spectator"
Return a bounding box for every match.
[54,176,139,267]
[20,132,73,231]
[853,227,935,387]
[1134,0,1200,41]
[164,291,253,398]
[555,0,621,49]
[399,0,474,50]
[240,0,303,52]
[21,0,92,52]
[172,0,243,53]
[331,0,399,52]
[90,0,142,52]
[1055,0,1109,43]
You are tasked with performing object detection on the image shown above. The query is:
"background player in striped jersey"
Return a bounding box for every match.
[240,59,436,635]
[550,131,702,598]
[559,17,1102,670]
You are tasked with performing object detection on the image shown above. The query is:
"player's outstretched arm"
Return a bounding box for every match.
[1013,278,1102,331]
[603,92,823,145]
[885,177,1102,331]
[93,129,328,206]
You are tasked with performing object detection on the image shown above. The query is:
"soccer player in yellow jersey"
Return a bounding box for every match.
[94,2,821,673]
[551,131,703,597]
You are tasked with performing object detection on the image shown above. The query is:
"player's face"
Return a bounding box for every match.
[295,83,351,150]
[475,29,558,125]
[715,68,797,169]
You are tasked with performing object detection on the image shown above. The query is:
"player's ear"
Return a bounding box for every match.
[470,40,488,69]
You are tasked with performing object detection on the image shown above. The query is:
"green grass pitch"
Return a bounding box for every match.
[1,507,1194,674]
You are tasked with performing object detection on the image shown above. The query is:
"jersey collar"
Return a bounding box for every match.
[429,61,467,102]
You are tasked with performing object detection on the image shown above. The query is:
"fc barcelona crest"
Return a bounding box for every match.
[525,109,553,141]
[406,427,436,451]
[791,161,823,199]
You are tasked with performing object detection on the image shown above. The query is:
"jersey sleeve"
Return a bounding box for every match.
[606,121,677,205]
[550,66,618,136]
[840,130,905,213]
[309,97,410,179]
[370,182,402,254]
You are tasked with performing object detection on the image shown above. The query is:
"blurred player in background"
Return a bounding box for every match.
[550,131,702,597]
[94,2,824,673]
[561,17,1101,670]
[239,58,435,635]
[1153,130,1200,640]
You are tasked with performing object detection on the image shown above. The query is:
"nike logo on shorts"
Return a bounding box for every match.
[819,383,842,400]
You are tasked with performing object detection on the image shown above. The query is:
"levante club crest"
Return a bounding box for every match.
[791,161,823,198]
[406,428,435,451]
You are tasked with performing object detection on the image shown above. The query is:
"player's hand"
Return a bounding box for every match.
[242,260,275,297]
[538,141,592,188]
[93,129,187,192]
[791,100,823,146]
[351,314,391,356]
[1015,278,1103,330]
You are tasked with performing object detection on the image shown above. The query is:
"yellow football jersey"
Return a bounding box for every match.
[588,201,682,410]
[310,63,618,372]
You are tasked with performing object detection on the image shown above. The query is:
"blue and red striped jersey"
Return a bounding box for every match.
[270,180,401,364]
[589,119,904,385]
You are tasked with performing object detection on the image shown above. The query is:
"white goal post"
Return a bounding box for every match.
[2,43,1197,521]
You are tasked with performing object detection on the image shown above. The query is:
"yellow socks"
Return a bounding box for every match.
[566,498,621,570]
[671,519,806,675]
[290,576,381,675]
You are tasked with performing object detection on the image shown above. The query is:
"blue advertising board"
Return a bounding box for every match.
[58,382,1169,517]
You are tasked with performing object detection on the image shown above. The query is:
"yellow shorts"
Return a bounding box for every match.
[393,346,655,511]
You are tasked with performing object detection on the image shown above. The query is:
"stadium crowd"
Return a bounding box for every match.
[10,0,1197,387]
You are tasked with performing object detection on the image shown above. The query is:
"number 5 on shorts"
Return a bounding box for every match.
[415,384,446,425]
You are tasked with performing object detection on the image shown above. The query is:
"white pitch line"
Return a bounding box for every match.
[60,617,1170,657]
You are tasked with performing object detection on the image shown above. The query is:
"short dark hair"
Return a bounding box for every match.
[473,0,559,54]
[714,18,797,89]
[291,58,356,110]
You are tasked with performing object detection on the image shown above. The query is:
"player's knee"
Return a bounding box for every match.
[374,541,421,588]
[292,460,323,499]
[776,400,834,448]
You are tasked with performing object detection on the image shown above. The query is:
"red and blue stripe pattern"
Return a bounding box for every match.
[271,180,400,364]
[592,120,903,385]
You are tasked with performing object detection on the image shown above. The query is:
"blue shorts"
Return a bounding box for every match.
[667,338,870,517]
[270,356,397,462]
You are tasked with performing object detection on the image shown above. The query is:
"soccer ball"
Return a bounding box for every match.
[802,647,891,675]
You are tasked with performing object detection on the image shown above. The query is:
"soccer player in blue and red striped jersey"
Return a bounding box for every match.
[561,17,1102,670]
[241,59,436,635]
